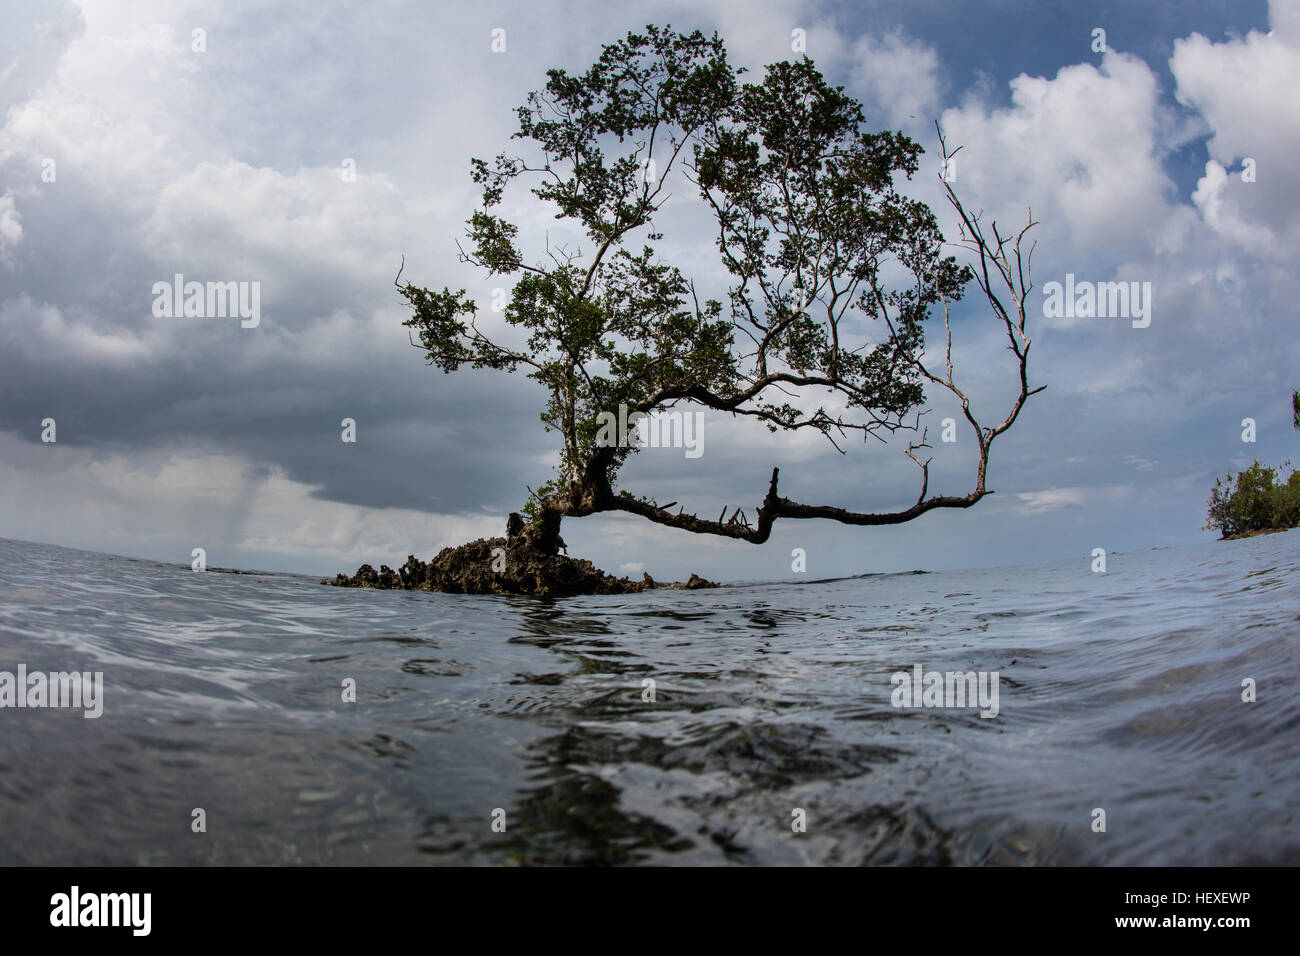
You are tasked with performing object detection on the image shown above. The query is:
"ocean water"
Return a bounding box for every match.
[0,532,1296,866]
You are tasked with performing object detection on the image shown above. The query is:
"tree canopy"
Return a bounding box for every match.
[399,25,1044,549]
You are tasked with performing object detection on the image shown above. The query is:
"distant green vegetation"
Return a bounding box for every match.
[1204,460,1300,539]
[1204,389,1300,540]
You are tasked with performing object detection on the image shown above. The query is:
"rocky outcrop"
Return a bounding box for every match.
[327,513,719,598]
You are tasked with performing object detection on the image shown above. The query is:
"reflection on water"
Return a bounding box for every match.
[0,532,1297,865]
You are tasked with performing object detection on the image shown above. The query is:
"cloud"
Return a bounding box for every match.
[934,50,1180,264]
[1173,2,1300,254]
[0,431,501,574]
[1123,455,1158,472]
[145,160,410,296]
[2,295,151,363]
[1016,485,1132,515]
[0,194,21,261]
[850,30,944,134]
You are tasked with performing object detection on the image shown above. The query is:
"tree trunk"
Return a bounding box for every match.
[534,505,565,555]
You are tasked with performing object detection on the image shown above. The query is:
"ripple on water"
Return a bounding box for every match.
[0,531,1297,864]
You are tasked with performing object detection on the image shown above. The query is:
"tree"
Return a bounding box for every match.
[399,25,1044,554]
[1204,388,1300,540]
[1204,460,1300,538]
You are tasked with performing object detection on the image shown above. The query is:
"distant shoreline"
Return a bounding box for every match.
[1222,526,1295,541]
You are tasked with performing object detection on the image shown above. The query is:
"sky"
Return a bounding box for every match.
[0,0,1296,582]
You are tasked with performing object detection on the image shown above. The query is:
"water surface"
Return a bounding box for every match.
[0,532,1296,865]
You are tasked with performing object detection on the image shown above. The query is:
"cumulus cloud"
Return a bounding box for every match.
[934,50,1181,264]
[850,30,945,134]
[1173,0,1300,254]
